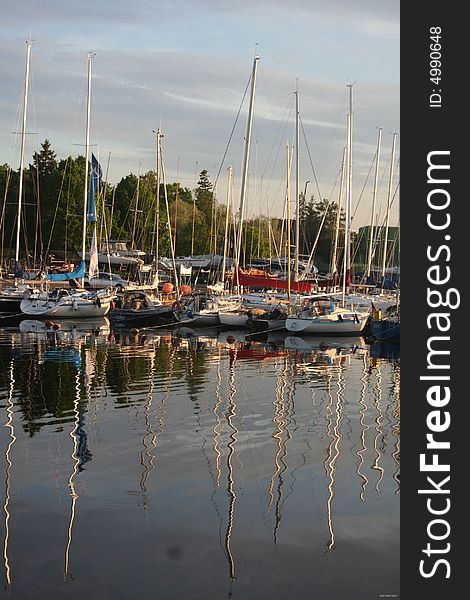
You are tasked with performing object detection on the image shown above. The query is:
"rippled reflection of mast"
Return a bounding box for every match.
[391,363,400,494]
[209,351,224,554]
[273,357,292,544]
[140,352,156,516]
[224,349,238,582]
[356,353,370,501]
[213,350,223,486]
[3,360,15,587]
[325,364,344,551]
[268,357,288,510]
[64,371,81,580]
[372,363,385,494]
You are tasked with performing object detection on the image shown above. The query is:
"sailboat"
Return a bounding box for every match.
[0,41,35,315]
[20,53,115,318]
[285,85,369,335]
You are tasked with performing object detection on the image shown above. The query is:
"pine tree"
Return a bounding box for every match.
[31,139,58,176]
[194,170,213,219]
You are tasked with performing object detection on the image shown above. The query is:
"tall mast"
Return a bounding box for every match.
[366,128,382,278]
[159,135,179,297]
[151,129,162,273]
[381,132,398,279]
[294,81,300,280]
[221,165,233,287]
[286,143,292,303]
[236,53,260,271]
[81,52,93,267]
[344,83,353,298]
[131,164,141,249]
[331,146,346,277]
[15,39,32,268]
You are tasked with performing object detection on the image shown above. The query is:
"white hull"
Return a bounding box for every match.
[87,252,144,266]
[21,293,114,318]
[285,314,368,335]
[19,318,110,336]
[218,312,249,328]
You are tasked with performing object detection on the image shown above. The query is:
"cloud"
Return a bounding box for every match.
[0,1,399,227]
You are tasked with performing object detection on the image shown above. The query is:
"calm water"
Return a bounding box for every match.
[0,320,399,599]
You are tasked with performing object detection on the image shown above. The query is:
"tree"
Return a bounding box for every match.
[194,170,213,219]
[30,139,58,177]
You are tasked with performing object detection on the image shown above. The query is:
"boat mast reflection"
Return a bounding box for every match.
[3,360,15,587]
[356,354,370,501]
[325,363,344,551]
[224,349,238,584]
[372,363,385,494]
[64,371,81,580]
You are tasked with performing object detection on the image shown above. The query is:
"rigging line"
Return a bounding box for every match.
[44,156,73,262]
[358,180,400,268]
[315,85,348,180]
[257,94,295,205]
[208,73,252,204]
[299,115,323,203]
[260,96,295,217]
[199,68,252,258]
[351,149,376,224]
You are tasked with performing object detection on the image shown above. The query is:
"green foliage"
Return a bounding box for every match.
[0,142,345,273]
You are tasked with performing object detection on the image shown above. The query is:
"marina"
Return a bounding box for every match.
[0,3,399,597]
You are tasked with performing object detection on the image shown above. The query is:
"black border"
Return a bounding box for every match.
[401,4,464,598]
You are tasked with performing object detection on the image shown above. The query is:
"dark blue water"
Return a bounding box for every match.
[0,321,399,599]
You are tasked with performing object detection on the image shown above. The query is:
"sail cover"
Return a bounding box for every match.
[47,260,86,281]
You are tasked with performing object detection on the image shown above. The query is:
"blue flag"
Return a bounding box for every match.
[87,153,102,222]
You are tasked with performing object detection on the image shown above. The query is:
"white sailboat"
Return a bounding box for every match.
[21,53,115,318]
[0,40,34,315]
[285,295,369,335]
[217,53,259,327]
[286,85,369,336]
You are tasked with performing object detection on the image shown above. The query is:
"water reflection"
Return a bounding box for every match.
[0,323,400,599]
[3,360,15,587]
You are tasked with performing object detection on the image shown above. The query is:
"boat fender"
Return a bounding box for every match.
[52,323,61,331]
[226,335,236,344]
[73,299,78,311]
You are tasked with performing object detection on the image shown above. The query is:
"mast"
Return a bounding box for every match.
[343,84,353,300]
[221,165,233,287]
[14,39,32,270]
[366,128,382,278]
[381,132,398,279]
[286,143,292,303]
[151,129,162,280]
[294,81,300,280]
[236,53,260,274]
[159,135,179,297]
[331,146,346,277]
[131,164,141,250]
[81,52,93,283]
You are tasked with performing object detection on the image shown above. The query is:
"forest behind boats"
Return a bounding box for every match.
[1,139,356,272]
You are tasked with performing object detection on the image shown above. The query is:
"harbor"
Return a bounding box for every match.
[0,3,399,598]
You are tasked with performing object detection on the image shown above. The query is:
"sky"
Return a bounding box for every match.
[0,0,399,229]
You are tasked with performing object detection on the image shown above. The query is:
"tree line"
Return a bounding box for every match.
[0,139,345,272]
